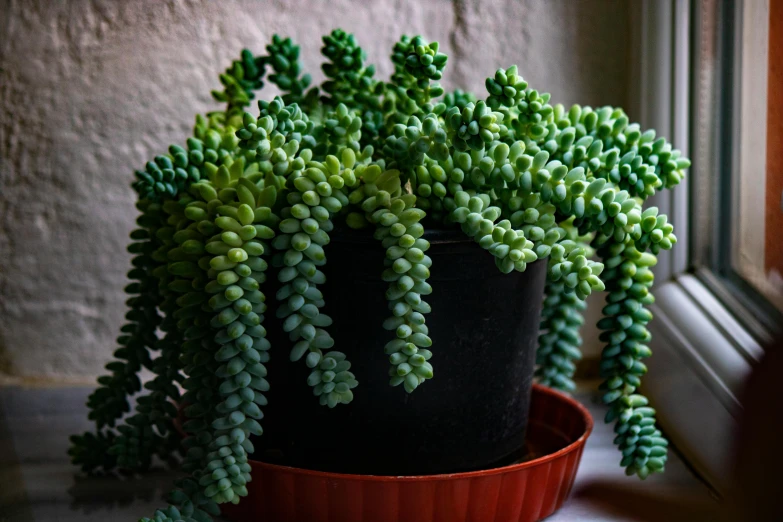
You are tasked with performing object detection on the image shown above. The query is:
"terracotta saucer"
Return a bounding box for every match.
[221,384,593,522]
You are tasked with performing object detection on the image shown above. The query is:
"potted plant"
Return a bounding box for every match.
[69,29,688,522]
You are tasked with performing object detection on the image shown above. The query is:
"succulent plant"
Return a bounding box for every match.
[70,29,688,521]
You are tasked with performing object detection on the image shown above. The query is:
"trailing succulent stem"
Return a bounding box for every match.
[535,278,586,392]
[70,199,163,473]
[73,29,689,522]
[354,166,435,391]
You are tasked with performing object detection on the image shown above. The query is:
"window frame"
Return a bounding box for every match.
[691,0,783,339]
[630,0,779,494]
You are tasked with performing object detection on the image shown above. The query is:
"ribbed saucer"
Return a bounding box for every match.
[221,384,593,522]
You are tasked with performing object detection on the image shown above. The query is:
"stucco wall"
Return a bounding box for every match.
[0,0,629,382]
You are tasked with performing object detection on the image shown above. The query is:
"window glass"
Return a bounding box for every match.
[690,0,783,332]
[731,0,783,312]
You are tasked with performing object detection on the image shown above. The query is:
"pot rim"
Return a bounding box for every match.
[244,383,593,482]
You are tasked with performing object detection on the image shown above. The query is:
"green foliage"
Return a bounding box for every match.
[69,430,117,473]
[320,29,384,146]
[193,170,272,505]
[391,35,447,106]
[594,238,668,478]
[69,200,165,473]
[443,88,477,110]
[211,49,266,116]
[353,166,435,391]
[105,209,188,471]
[264,35,318,108]
[535,280,586,392]
[71,29,689,521]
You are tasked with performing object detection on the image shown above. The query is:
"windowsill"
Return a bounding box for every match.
[0,383,714,522]
[645,273,763,494]
[549,381,715,521]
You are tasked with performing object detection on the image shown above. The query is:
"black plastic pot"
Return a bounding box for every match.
[256,225,548,475]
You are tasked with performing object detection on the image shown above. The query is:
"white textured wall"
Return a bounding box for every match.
[0,0,629,382]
